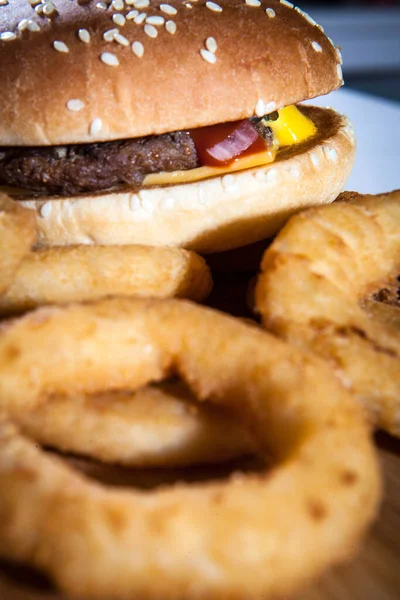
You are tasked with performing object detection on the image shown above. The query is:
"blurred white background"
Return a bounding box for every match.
[301,2,400,193]
[303,3,400,102]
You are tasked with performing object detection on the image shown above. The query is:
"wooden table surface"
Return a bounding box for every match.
[1,269,399,600]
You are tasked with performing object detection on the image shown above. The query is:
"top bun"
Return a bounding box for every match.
[0,0,343,145]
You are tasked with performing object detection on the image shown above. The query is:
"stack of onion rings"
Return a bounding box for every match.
[0,298,380,599]
[256,190,400,436]
[0,244,212,314]
[0,193,35,295]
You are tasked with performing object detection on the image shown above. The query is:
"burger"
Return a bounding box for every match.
[0,0,355,253]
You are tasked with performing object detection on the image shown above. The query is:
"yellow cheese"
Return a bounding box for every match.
[268,105,317,146]
[144,149,276,187]
[144,105,316,187]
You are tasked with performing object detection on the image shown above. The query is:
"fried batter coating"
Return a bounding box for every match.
[0,299,380,600]
[0,193,35,295]
[0,245,212,314]
[18,381,254,467]
[256,190,400,436]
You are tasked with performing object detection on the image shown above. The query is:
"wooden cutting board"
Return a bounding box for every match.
[1,271,399,600]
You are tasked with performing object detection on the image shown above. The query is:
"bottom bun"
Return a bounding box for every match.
[20,107,356,253]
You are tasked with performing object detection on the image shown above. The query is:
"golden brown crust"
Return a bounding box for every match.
[0,1,342,145]
[0,298,380,599]
[0,244,212,315]
[0,193,36,294]
[18,107,356,252]
[17,382,255,467]
[255,190,400,437]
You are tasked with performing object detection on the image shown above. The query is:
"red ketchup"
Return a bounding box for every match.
[190,120,268,167]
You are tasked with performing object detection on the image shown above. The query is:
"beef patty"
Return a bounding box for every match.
[0,131,199,197]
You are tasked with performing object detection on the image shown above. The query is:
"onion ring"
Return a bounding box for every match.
[0,298,380,599]
[17,381,255,467]
[0,193,36,295]
[255,190,400,436]
[0,245,212,315]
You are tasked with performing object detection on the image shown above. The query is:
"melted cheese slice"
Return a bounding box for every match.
[144,149,276,187]
[268,105,316,146]
[144,105,316,187]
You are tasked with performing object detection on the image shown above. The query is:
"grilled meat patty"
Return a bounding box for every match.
[0,131,199,196]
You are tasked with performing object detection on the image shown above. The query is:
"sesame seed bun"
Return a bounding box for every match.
[20,107,356,252]
[0,0,342,146]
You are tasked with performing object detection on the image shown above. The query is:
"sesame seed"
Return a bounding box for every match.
[160,3,177,15]
[112,0,124,10]
[290,166,301,179]
[78,28,90,44]
[266,8,275,18]
[43,2,57,16]
[40,203,52,219]
[126,9,139,19]
[66,98,85,112]
[255,99,265,117]
[129,195,140,211]
[28,0,41,5]
[114,32,129,46]
[280,0,293,7]
[89,118,103,136]
[206,1,222,13]
[53,40,69,52]
[310,152,320,168]
[27,20,40,32]
[205,36,217,53]
[133,0,149,7]
[344,124,355,140]
[0,31,17,41]
[200,48,216,64]
[295,7,318,27]
[35,4,43,15]
[146,15,164,25]
[312,41,322,53]
[324,146,338,163]
[144,24,158,38]
[113,13,126,25]
[103,28,118,41]
[165,20,176,34]
[100,51,119,66]
[0,0,9,5]
[131,40,144,57]
[160,196,175,210]
[185,2,193,8]
[18,19,29,31]
[337,63,343,81]
[265,101,277,113]
[326,37,335,49]
[246,0,261,6]
[125,0,135,4]
[142,198,155,213]
[96,2,107,9]
[134,12,146,23]
[66,99,84,112]
[222,174,236,191]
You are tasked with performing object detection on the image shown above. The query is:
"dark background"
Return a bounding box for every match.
[302,2,400,101]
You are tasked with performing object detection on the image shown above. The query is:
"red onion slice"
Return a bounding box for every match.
[191,120,264,166]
